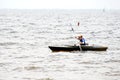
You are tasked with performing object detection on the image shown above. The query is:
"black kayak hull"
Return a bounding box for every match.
[49,45,108,52]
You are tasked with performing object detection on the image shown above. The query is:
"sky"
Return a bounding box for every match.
[0,0,120,9]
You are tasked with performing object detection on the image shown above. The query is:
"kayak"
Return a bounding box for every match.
[48,45,108,52]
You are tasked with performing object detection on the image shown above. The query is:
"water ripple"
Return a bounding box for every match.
[0,9,120,80]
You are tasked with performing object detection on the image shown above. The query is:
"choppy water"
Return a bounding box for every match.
[0,9,120,80]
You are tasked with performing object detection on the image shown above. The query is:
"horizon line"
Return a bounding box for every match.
[0,8,120,10]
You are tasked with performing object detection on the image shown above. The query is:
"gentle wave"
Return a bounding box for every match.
[0,9,120,80]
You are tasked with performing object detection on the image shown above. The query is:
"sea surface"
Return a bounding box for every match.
[0,9,120,80]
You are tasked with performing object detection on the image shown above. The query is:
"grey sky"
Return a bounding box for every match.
[0,0,120,9]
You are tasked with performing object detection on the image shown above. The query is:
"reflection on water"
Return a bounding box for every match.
[0,9,120,80]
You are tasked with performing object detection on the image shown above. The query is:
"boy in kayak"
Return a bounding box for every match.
[75,35,87,45]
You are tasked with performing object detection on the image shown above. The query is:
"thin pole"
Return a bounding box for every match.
[70,23,82,51]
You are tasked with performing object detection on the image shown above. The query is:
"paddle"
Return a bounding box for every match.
[75,36,83,51]
[70,23,82,51]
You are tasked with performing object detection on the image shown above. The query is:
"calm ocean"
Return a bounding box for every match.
[0,9,120,80]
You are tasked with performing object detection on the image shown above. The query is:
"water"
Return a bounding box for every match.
[0,9,120,80]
